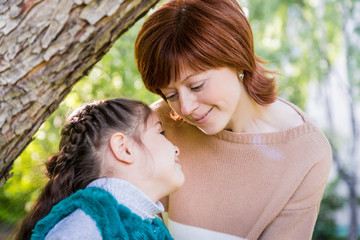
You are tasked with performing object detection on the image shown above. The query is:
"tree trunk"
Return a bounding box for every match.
[316,0,359,238]
[342,3,359,239]
[0,0,159,187]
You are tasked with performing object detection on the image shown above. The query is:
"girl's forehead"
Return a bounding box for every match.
[146,112,160,125]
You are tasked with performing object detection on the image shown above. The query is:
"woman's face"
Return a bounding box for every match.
[161,67,244,135]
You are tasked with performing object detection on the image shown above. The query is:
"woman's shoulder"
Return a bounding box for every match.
[275,98,332,154]
[151,99,171,117]
[270,98,307,131]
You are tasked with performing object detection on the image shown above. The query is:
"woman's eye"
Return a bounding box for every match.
[191,82,205,91]
[165,93,178,101]
[160,130,166,135]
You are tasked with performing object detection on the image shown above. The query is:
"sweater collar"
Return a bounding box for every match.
[87,178,164,220]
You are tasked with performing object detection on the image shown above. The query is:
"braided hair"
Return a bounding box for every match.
[16,98,152,240]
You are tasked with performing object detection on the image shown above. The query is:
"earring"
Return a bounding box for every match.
[239,72,244,81]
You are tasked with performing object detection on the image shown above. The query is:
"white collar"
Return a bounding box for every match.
[87,178,164,220]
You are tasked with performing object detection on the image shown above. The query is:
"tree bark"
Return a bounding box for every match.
[0,0,159,187]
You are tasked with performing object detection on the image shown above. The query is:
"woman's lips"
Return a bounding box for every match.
[195,107,213,124]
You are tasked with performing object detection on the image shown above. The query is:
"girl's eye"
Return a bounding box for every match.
[160,130,166,135]
[191,82,205,91]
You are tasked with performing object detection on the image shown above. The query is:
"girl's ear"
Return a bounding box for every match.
[109,133,134,164]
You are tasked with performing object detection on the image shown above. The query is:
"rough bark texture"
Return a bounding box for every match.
[0,0,159,187]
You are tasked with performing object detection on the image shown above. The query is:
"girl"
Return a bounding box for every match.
[16,98,184,240]
[135,0,332,239]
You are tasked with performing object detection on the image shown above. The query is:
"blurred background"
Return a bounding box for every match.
[0,0,359,239]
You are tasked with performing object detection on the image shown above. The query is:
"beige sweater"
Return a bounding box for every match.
[153,99,332,240]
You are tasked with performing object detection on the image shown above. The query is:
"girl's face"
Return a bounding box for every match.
[138,112,184,194]
[161,67,244,135]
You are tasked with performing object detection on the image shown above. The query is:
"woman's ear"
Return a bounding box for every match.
[109,133,134,164]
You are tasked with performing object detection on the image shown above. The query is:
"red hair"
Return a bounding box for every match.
[135,0,277,105]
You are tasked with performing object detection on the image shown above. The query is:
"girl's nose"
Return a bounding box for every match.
[174,146,180,156]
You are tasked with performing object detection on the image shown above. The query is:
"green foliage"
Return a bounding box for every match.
[248,0,344,109]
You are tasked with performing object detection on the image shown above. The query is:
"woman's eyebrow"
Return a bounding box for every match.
[161,72,201,91]
[180,72,199,83]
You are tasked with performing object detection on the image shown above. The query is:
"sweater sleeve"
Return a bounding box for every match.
[258,147,332,240]
[45,209,102,240]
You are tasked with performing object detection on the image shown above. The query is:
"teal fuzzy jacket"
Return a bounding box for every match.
[31,186,173,240]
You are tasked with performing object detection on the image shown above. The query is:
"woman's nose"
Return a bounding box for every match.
[179,91,199,116]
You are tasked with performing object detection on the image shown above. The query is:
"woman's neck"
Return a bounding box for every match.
[225,86,269,133]
[227,91,304,134]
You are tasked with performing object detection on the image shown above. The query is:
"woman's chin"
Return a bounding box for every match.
[197,126,223,135]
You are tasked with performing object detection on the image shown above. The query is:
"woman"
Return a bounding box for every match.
[134,0,332,239]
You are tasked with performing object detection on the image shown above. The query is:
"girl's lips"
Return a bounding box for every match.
[175,158,181,168]
[195,107,213,124]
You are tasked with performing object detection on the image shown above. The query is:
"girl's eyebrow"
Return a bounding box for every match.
[154,121,162,128]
